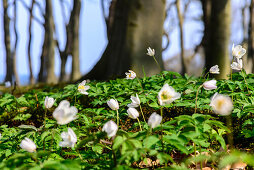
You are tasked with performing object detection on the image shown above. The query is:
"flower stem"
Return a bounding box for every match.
[160,107,164,152]
[200,145,203,169]
[152,55,161,71]
[137,118,142,131]
[136,78,144,91]
[44,109,47,129]
[76,149,83,161]
[226,115,234,149]
[241,69,250,94]
[195,85,203,113]
[139,105,146,123]
[194,143,197,169]
[116,110,119,127]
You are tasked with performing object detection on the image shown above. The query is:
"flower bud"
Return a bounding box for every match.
[59,128,77,148]
[146,47,155,56]
[209,65,220,74]
[102,120,118,138]
[44,96,55,109]
[127,107,139,119]
[20,138,37,152]
[148,112,162,129]
[107,99,119,110]
[203,80,217,90]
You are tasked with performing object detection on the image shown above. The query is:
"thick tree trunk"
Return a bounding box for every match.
[205,0,231,79]
[27,0,36,84]
[3,0,13,83]
[83,0,165,80]
[70,0,81,81]
[39,0,56,83]
[248,0,254,73]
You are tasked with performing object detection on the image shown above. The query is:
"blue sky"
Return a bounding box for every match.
[0,0,246,83]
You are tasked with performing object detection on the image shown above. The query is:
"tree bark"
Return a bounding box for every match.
[3,0,13,83]
[27,0,36,84]
[70,0,81,81]
[13,0,20,85]
[248,0,254,73]
[82,0,165,80]
[176,0,186,75]
[38,0,56,83]
[205,0,231,79]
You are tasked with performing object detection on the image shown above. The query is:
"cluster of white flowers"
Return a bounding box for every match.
[231,44,246,71]
[18,45,239,154]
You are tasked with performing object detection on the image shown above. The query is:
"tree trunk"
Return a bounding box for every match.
[27,0,36,84]
[176,0,186,75]
[205,0,231,79]
[82,0,165,80]
[39,0,56,83]
[3,0,13,83]
[70,0,81,81]
[200,0,212,58]
[248,0,254,73]
[13,0,20,85]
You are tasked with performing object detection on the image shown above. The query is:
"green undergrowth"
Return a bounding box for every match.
[0,71,254,169]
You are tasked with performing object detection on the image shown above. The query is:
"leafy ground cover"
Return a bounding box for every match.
[0,71,254,169]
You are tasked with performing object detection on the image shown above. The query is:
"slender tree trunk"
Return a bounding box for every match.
[176,0,186,75]
[70,0,81,81]
[83,0,165,80]
[200,0,212,63]
[13,0,20,85]
[27,0,36,84]
[248,0,254,73]
[59,53,68,82]
[3,0,13,83]
[39,0,56,83]
[206,0,231,79]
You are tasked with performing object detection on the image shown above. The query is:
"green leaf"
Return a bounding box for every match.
[143,135,159,149]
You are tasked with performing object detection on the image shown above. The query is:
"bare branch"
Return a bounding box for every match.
[18,0,44,25]
[34,0,45,16]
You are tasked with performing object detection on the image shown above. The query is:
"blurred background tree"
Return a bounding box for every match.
[0,0,253,85]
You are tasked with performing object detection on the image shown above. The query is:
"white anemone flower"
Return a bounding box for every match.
[158,84,181,106]
[146,47,155,56]
[107,99,119,110]
[231,58,243,71]
[209,65,220,74]
[78,80,90,95]
[203,80,217,90]
[232,44,246,59]
[44,96,55,109]
[127,107,139,119]
[127,94,140,108]
[102,120,118,138]
[53,100,78,125]
[125,70,136,80]
[59,128,77,148]
[210,93,233,116]
[20,138,37,152]
[148,112,162,129]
